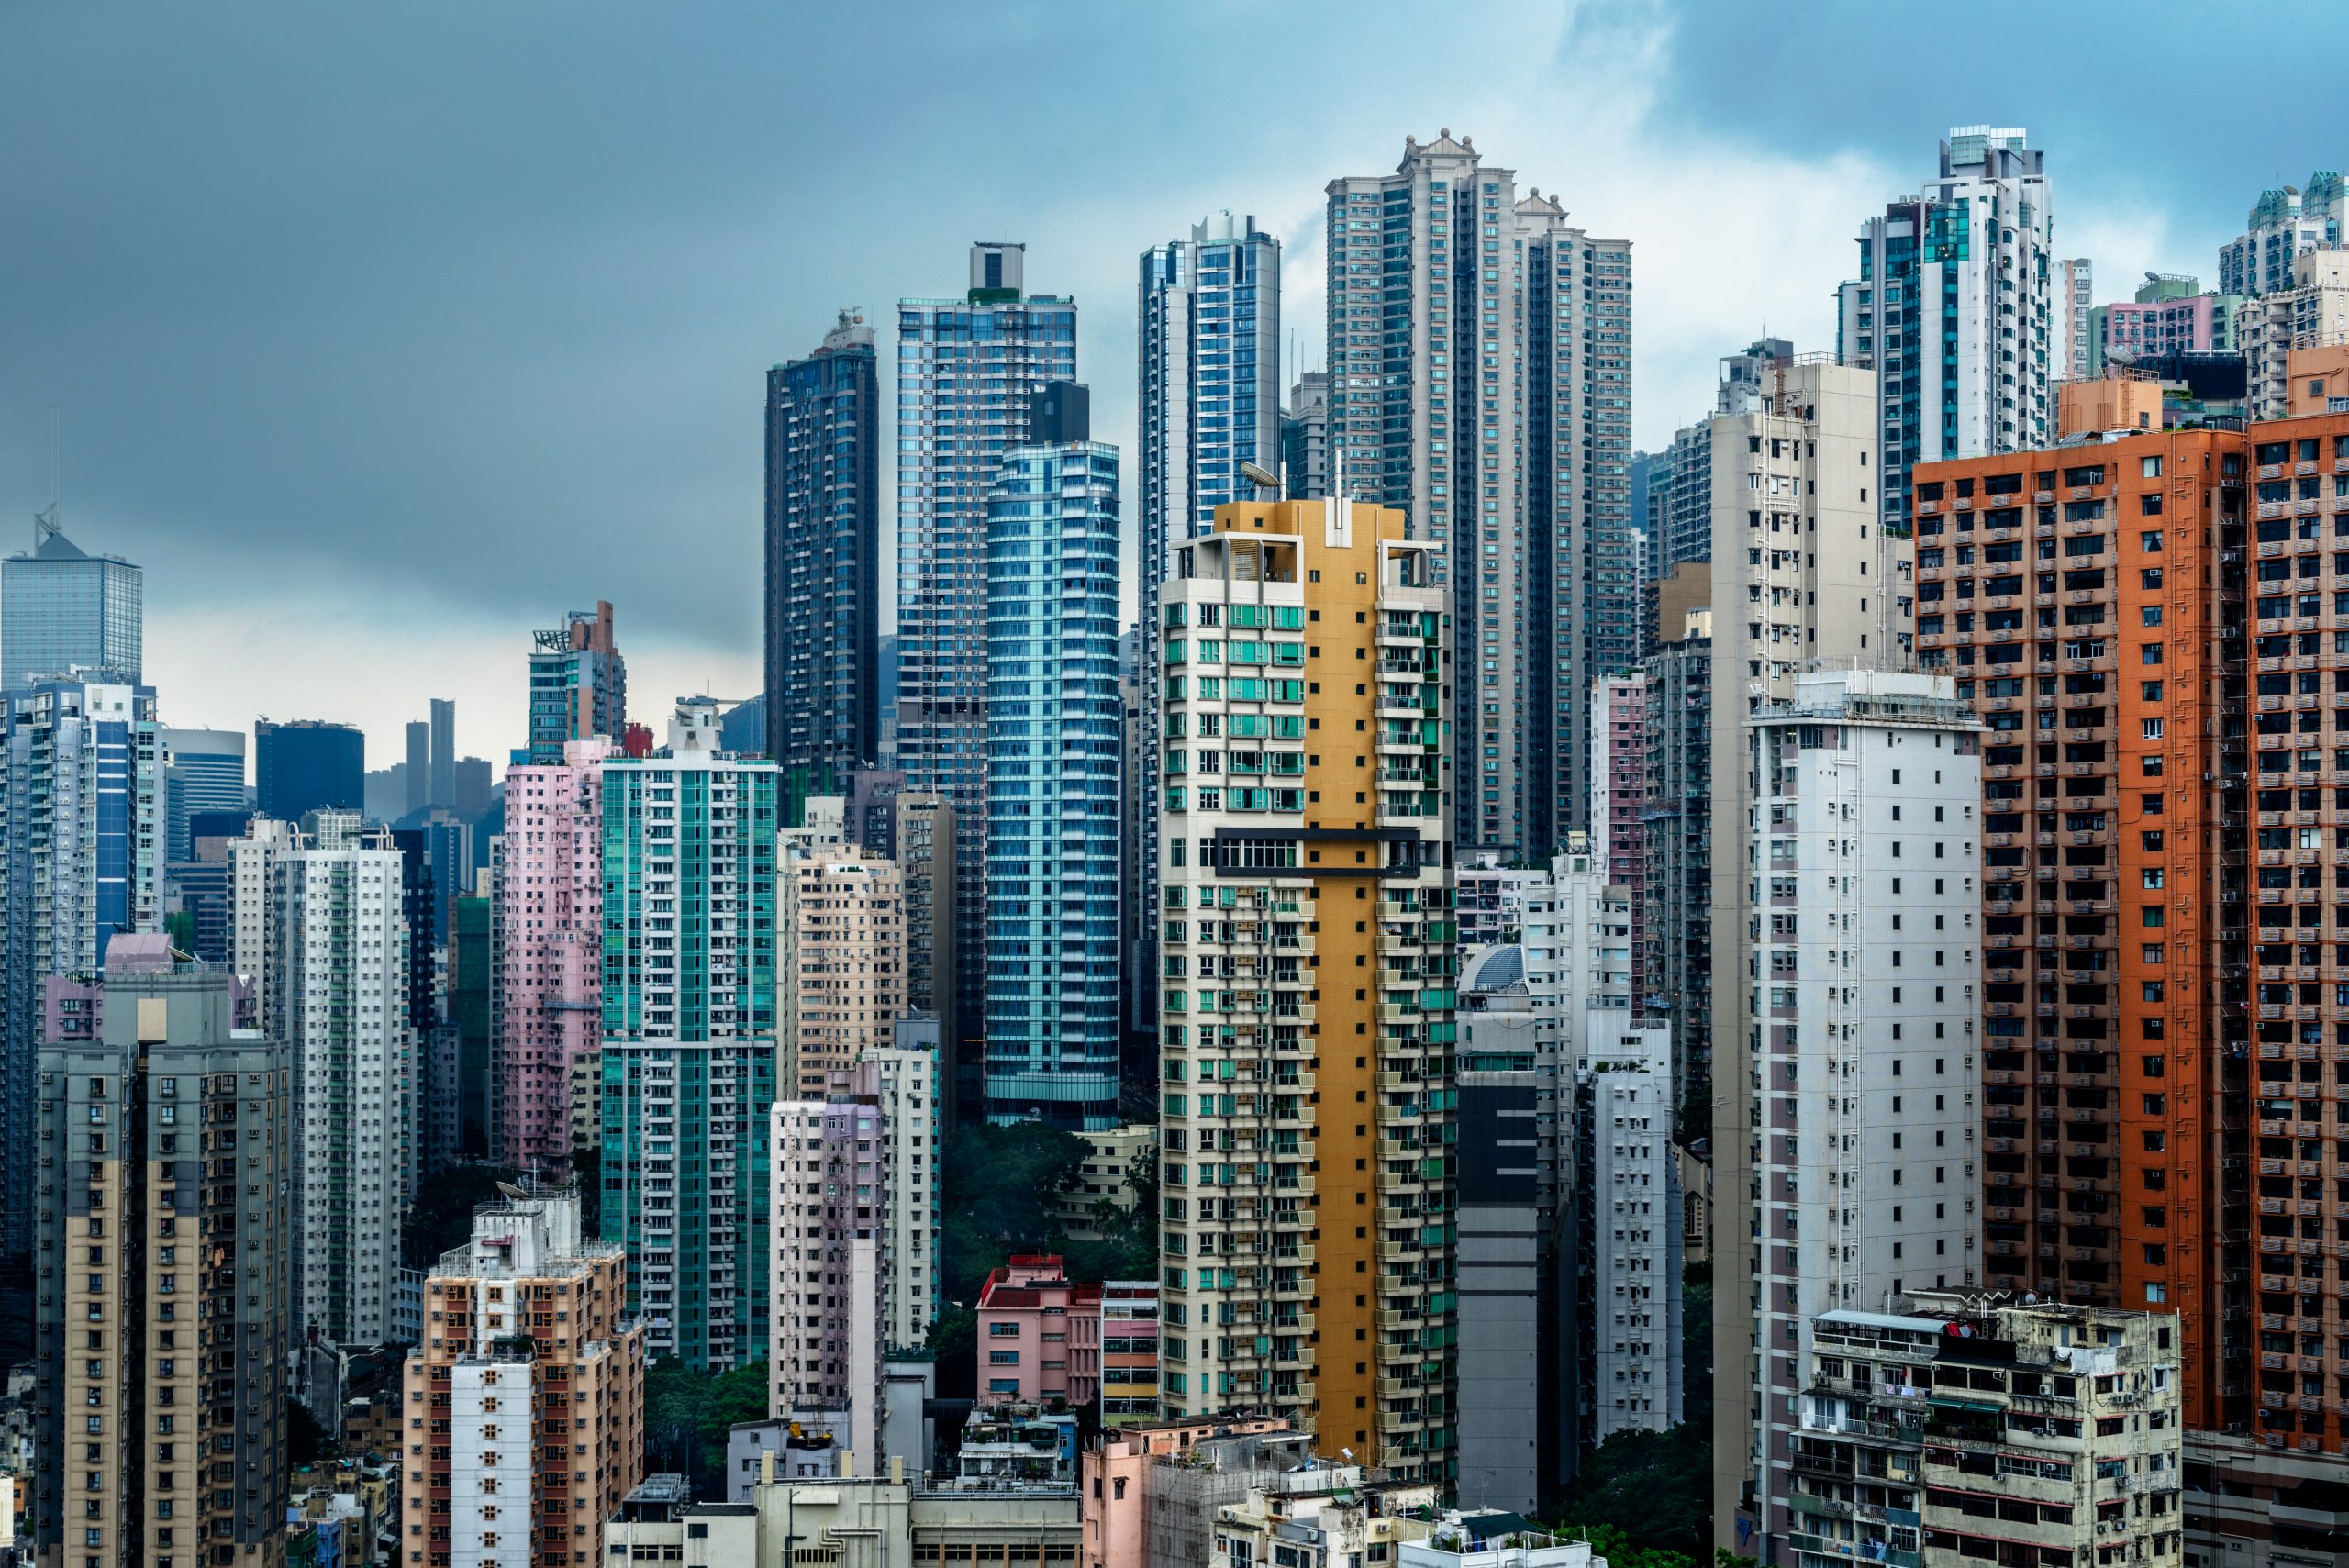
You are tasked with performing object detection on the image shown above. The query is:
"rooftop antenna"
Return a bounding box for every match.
[34,405,61,547]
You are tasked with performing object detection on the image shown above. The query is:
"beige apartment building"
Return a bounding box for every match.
[779,848,906,1097]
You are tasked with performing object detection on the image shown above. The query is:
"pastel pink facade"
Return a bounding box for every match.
[497,738,612,1174]
[1591,673,1648,1011]
[2100,293,2225,361]
[1078,1417,1295,1568]
[976,1255,1093,1407]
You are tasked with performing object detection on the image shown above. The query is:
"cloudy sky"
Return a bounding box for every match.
[0,0,2336,774]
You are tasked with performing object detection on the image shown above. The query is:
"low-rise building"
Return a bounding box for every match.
[1399,1518,1604,1568]
[1210,1465,1441,1568]
[1053,1124,1156,1240]
[603,1460,1080,1568]
[1790,1296,2183,1568]
[1079,1418,1298,1568]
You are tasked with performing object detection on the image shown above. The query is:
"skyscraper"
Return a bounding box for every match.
[1325,131,1634,860]
[1,520,140,690]
[1836,125,2058,533]
[985,395,1122,1129]
[1641,617,1711,1095]
[30,940,291,1568]
[1588,673,1646,1015]
[1280,371,1330,501]
[1156,495,1455,1485]
[528,600,628,765]
[1137,216,1281,992]
[254,717,364,820]
[767,312,882,799]
[896,243,1078,1117]
[406,717,430,814]
[2061,256,2096,381]
[429,695,456,806]
[269,813,414,1350]
[161,726,245,863]
[498,738,612,1177]
[0,678,161,1262]
[896,790,958,1107]
[597,697,778,1369]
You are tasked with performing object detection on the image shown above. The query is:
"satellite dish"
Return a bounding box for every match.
[1239,461,1281,493]
[495,1182,530,1201]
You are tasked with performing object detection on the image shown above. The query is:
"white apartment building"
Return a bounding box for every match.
[1704,356,1899,1550]
[2240,247,2349,419]
[1578,1012,1682,1443]
[270,814,414,1349]
[1839,127,2056,533]
[229,815,293,1019]
[2061,257,2095,383]
[1739,670,1985,1561]
[767,1043,939,1473]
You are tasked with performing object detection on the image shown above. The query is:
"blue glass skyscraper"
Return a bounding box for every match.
[0,678,160,1259]
[1136,214,1281,1064]
[983,392,1120,1129]
[896,242,1077,1119]
[1,523,141,690]
[765,308,880,805]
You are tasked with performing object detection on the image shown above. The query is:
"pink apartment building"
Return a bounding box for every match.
[497,737,612,1175]
[1590,672,1647,1012]
[1078,1418,1301,1568]
[975,1256,1159,1415]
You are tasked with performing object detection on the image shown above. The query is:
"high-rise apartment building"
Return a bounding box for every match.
[1281,372,1330,501]
[1705,358,1909,1552]
[2087,271,2243,380]
[401,1186,646,1568]
[527,601,627,766]
[2061,256,2095,382]
[1137,215,1282,1032]
[1642,617,1710,1095]
[228,816,293,1025]
[29,941,292,1568]
[271,813,414,1349]
[985,410,1122,1129]
[497,738,611,1176]
[896,243,1078,1111]
[255,718,364,820]
[1646,338,1794,590]
[1157,496,1455,1484]
[2221,173,2345,298]
[1,522,140,690]
[2240,248,2349,420]
[0,678,160,1262]
[767,311,882,795]
[1728,671,1986,1561]
[1908,428,2349,1457]
[768,1048,935,1471]
[896,793,957,1079]
[1837,127,2057,534]
[1575,1009,1681,1445]
[1325,130,1633,860]
[451,893,492,1162]
[778,848,904,1099]
[597,697,778,1369]
[1589,673,1646,1013]
[161,727,245,863]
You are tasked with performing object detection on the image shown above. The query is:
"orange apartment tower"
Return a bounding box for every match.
[1919,411,2349,1456]
[399,1186,645,1568]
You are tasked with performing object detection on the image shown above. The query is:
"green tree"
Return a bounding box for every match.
[642,1358,771,1496]
[939,1122,1089,1304]
[1550,1261,1716,1557]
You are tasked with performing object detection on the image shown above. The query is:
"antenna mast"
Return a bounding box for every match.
[34,406,61,546]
